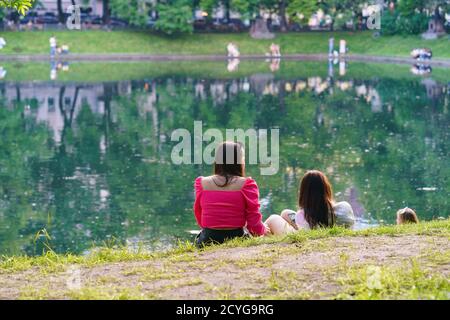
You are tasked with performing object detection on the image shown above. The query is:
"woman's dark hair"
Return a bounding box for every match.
[397,207,419,224]
[213,141,245,187]
[299,170,335,228]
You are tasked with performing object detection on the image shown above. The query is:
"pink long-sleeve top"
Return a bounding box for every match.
[193,176,266,236]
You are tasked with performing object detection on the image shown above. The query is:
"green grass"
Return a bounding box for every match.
[1,219,448,274]
[335,260,450,300]
[2,60,450,83]
[0,30,449,58]
[2,219,448,300]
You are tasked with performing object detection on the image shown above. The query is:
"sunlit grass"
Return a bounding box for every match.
[336,260,450,300]
[1,219,448,300]
[218,218,450,249]
[0,31,449,58]
[1,219,447,274]
[1,59,449,83]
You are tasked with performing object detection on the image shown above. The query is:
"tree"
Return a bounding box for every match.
[286,0,318,26]
[57,0,64,23]
[0,7,5,23]
[278,0,288,31]
[229,0,258,20]
[200,0,232,22]
[57,0,76,24]
[397,0,426,16]
[110,0,148,27]
[0,0,34,14]
[231,0,276,30]
[424,0,449,21]
[396,0,429,34]
[154,0,193,34]
[110,0,193,34]
[103,0,110,24]
[318,0,363,31]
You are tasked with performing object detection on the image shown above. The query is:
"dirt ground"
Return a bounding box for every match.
[0,234,448,299]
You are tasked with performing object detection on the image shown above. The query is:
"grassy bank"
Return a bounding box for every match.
[0,219,449,299]
[2,60,450,83]
[0,30,449,58]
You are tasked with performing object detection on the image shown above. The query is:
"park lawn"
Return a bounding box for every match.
[0,219,449,299]
[0,30,449,58]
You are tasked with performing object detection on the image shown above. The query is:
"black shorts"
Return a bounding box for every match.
[195,228,247,247]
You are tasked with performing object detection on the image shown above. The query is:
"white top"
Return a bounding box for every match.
[295,201,355,230]
[0,67,6,79]
[49,37,57,48]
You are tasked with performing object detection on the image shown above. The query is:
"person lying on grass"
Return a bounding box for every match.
[265,170,355,235]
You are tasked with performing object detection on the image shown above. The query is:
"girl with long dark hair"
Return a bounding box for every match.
[265,170,355,234]
[194,141,270,246]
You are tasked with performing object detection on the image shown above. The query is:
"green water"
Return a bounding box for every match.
[0,61,448,255]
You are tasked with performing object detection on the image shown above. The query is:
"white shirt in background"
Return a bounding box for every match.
[49,37,57,48]
[295,201,356,230]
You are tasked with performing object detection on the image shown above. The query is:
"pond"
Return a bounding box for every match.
[0,60,449,255]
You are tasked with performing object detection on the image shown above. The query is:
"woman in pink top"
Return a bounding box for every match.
[194,141,270,246]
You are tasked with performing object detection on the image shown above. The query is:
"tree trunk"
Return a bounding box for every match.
[225,0,231,22]
[57,0,65,23]
[15,85,21,103]
[278,80,286,113]
[279,0,288,32]
[103,0,110,24]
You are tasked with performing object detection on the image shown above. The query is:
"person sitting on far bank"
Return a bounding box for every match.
[265,170,355,235]
[61,44,69,54]
[270,43,281,57]
[410,48,432,61]
[227,42,240,58]
[396,207,419,224]
[49,35,57,56]
[0,37,6,50]
[194,141,270,247]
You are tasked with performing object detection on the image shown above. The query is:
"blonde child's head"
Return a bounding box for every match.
[396,207,419,224]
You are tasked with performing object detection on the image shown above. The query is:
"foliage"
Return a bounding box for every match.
[110,0,148,27]
[397,0,427,17]
[0,219,448,274]
[381,0,429,35]
[286,0,319,24]
[154,0,193,34]
[199,0,216,18]
[229,0,260,20]
[0,0,34,15]
[397,11,428,34]
[318,0,364,30]
[381,10,399,35]
[229,0,278,20]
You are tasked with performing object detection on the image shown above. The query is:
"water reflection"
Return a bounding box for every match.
[0,66,6,79]
[411,63,432,76]
[50,60,70,81]
[227,58,240,72]
[0,68,448,255]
